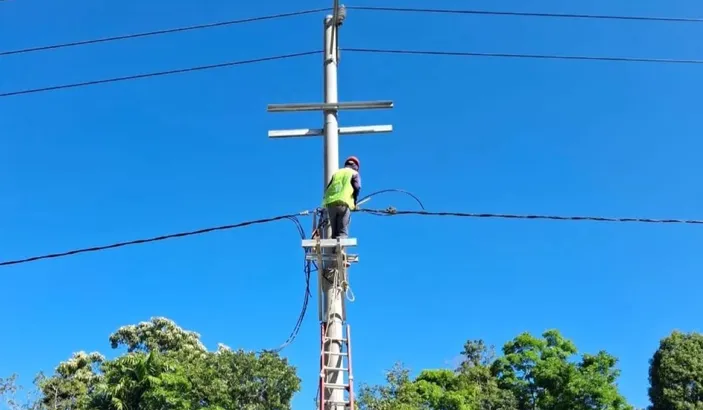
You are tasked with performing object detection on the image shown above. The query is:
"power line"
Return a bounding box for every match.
[0,51,320,98]
[1,46,691,100]
[344,47,703,65]
[357,208,703,225]
[0,8,328,57]
[347,6,703,24]
[357,188,426,210]
[0,211,311,267]
[267,216,314,353]
[5,206,700,268]
[3,6,698,60]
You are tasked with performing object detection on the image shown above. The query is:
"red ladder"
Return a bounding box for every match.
[319,322,355,409]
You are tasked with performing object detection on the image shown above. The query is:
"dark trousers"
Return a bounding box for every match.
[327,203,351,239]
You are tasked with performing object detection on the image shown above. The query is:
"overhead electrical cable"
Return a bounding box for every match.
[344,48,703,65]
[2,6,698,59]
[0,211,311,267]
[0,8,328,57]
[266,216,313,353]
[6,45,693,98]
[0,51,320,98]
[347,6,703,24]
[357,189,426,210]
[357,208,703,225]
[5,207,703,268]
[0,211,314,352]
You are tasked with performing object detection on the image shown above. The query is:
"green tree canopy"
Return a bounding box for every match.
[648,330,703,410]
[492,329,631,410]
[3,317,300,410]
[358,340,516,410]
[358,330,631,410]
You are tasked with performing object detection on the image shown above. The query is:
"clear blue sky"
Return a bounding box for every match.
[1,0,702,408]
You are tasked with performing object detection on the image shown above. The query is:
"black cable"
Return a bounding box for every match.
[3,6,698,60]
[347,6,703,24]
[268,216,313,353]
[0,8,328,57]
[0,212,311,267]
[358,189,426,210]
[357,208,703,225]
[344,47,703,65]
[0,51,320,98]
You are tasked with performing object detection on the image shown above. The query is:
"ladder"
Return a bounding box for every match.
[319,322,355,409]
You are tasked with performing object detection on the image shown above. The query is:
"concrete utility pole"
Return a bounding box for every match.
[321,12,344,409]
[267,3,393,408]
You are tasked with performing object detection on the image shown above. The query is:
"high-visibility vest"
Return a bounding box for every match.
[322,167,357,209]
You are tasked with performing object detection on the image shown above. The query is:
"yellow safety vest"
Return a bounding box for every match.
[322,167,357,209]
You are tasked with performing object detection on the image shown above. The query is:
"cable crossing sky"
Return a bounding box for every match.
[1,5,702,98]
[2,207,702,268]
[1,5,700,57]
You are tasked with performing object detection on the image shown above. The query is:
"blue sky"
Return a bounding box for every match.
[1,0,702,408]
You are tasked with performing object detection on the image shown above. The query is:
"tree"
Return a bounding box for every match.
[357,363,426,409]
[648,330,703,409]
[492,329,631,410]
[27,317,300,410]
[1,374,20,408]
[36,351,104,409]
[1,374,42,410]
[458,340,517,410]
[108,317,206,354]
[90,351,192,410]
[358,341,516,410]
[359,330,630,410]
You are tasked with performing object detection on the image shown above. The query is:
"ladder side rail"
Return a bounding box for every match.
[320,322,326,409]
[346,324,355,409]
[316,241,324,322]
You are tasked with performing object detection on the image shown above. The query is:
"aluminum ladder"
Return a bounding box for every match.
[319,322,355,409]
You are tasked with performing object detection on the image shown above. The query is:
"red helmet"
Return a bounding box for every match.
[345,156,360,169]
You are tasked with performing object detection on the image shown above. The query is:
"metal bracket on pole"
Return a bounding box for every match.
[267,101,393,143]
[268,125,393,139]
[267,100,393,113]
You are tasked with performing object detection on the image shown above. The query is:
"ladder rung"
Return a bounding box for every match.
[324,383,350,389]
[325,337,348,342]
[323,366,349,371]
[323,351,348,356]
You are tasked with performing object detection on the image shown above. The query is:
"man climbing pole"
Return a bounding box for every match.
[322,156,361,240]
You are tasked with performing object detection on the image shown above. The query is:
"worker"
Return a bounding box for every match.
[322,156,361,240]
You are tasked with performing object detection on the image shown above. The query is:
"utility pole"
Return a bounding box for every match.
[267,3,393,408]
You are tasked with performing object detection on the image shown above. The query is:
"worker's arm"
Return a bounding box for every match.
[351,172,361,205]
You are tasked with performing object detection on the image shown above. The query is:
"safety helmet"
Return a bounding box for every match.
[345,156,360,169]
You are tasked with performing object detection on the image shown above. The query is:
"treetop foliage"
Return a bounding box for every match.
[3,320,702,409]
[1,317,300,410]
